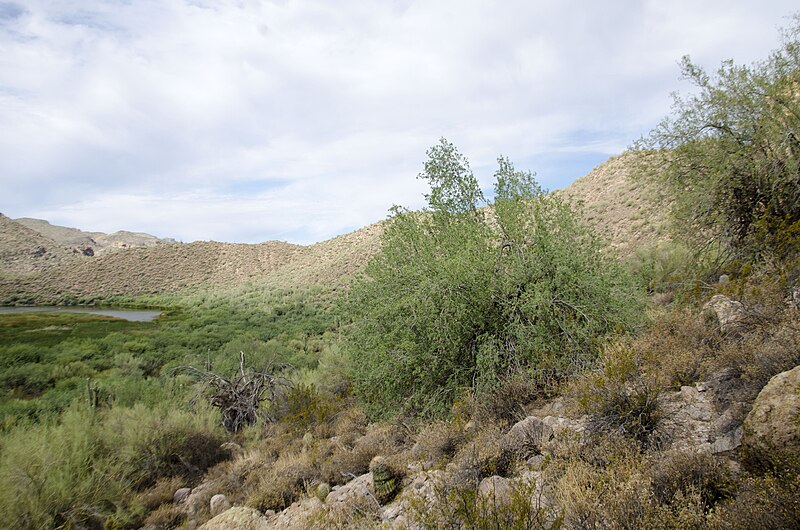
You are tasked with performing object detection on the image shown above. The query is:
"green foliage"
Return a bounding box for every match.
[636,16,800,260]
[347,139,646,419]
[0,287,339,526]
[0,403,225,529]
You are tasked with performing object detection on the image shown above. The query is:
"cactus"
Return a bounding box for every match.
[369,456,398,504]
[316,482,331,502]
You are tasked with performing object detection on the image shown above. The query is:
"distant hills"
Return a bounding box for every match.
[14,217,177,257]
[0,152,671,304]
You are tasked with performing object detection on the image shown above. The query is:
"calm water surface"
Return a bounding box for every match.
[0,306,162,322]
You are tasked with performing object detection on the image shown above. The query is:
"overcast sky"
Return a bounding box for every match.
[1,1,797,244]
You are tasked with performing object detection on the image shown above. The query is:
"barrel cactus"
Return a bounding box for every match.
[369,456,399,504]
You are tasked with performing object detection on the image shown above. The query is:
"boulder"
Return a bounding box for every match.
[478,476,513,508]
[173,487,191,504]
[199,506,271,530]
[655,380,746,454]
[209,494,231,517]
[326,472,372,505]
[269,496,324,528]
[703,294,747,333]
[504,416,554,458]
[742,365,800,463]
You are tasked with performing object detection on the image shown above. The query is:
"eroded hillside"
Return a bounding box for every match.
[0,214,83,278]
[15,217,177,256]
[0,152,669,304]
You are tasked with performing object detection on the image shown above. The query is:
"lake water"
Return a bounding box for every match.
[0,306,162,322]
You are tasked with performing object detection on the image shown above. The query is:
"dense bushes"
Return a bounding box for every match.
[0,403,225,529]
[347,139,646,419]
[636,15,800,261]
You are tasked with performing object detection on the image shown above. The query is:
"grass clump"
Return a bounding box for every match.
[572,343,661,447]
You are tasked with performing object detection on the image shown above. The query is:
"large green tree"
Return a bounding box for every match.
[346,139,645,419]
[637,16,800,260]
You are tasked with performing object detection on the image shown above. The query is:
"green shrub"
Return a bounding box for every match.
[636,16,800,260]
[0,401,226,529]
[347,139,646,419]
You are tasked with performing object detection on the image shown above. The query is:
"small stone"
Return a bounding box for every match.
[719,274,730,285]
[209,494,231,516]
[173,487,191,504]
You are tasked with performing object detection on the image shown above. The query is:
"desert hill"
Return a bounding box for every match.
[0,213,83,278]
[558,152,672,256]
[14,217,176,256]
[0,152,671,304]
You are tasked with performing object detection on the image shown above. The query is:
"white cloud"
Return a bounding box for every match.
[1,0,797,243]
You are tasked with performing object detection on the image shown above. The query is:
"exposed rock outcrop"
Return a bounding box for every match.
[199,506,271,530]
[742,364,800,462]
[655,371,751,455]
[703,294,748,334]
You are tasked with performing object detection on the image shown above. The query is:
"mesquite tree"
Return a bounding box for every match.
[346,139,645,419]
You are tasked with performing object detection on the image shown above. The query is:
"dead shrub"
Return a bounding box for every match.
[135,476,185,513]
[450,423,512,484]
[547,434,657,530]
[633,308,713,389]
[321,423,408,486]
[707,472,800,530]
[309,491,382,529]
[411,420,466,467]
[329,405,367,440]
[714,315,800,391]
[141,504,186,530]
[473,375,549,425]
[648,450,733,511]
[245,451,317,511]
[408,474,561,530]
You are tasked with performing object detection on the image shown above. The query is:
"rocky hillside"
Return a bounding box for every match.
[0,213,82,278]
[0,222,384,303]
[558,152,672,257]
[15,217,177,256]
[0,152,669,303]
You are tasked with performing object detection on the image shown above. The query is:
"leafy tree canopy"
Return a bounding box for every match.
[636,15,800,261]
[346,139,645,419]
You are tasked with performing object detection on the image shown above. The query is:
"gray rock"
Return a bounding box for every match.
[711,425,743,454]
[326,472,372,505]
[173,487,191,504]
[478,476,513,508]
[703,294,748,333]
[505,416,554,458]
[209,494,231,517]
[199,506,270,530]
[742,364,800,462]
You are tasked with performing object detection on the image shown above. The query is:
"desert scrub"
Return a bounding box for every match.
[0,401,225,529]
[572,343,661,446]
[408,473,561,530]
